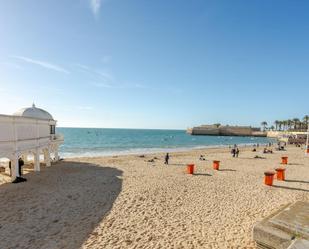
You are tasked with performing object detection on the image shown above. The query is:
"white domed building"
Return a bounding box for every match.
[0,104,64,181]
[13,104,55,120]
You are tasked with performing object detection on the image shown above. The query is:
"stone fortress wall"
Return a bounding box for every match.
[187,125,266,137]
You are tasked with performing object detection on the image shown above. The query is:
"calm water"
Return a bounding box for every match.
[57,128,275,158]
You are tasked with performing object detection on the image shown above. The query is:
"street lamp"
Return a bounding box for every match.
[305,125,309,156]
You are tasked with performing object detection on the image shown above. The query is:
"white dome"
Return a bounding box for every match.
[13,104,54,120]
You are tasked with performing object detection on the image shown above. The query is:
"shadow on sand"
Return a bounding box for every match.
[238,157,266,160]
[284,179,309,184]
[193,173,212,176]
[272,185,309,193]
[219,169,236,172]
[168,163,187,166]
[0,161,122,249]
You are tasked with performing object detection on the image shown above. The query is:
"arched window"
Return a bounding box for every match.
[50,125,55,135]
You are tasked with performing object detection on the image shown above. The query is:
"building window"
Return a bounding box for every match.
[50,125,55,134]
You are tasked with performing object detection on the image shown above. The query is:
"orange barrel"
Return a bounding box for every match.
[264,171,275,186]
[275,168,286,181]
[281,156,288,165]
[213,160,220,170]
[307,148,309,154]
[187,164,194,174]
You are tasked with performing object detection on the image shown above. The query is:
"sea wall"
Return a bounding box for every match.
[188,125,266,137]
[267,131,308,138]
[189,127,219,135]
[220,126,252,136]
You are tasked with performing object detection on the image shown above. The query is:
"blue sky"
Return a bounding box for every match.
[0,0,308,129]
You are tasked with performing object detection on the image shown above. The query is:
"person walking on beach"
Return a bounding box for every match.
[235,147,239,157]
[231,148,236,157]
[231,144,237,157]
[164,153,170,165]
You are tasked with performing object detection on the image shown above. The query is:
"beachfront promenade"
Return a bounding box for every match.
[0,146,308,248]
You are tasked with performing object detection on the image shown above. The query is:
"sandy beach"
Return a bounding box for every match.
[0,145,308,249]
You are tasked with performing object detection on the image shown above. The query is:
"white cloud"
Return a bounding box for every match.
[76,64,155,91]
[96,70,113,81]
[75,64,113,81]
[11,56,70,74]
[89,0,102,16]
[75,63,90,71]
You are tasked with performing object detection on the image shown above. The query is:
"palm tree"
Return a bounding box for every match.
[287,119,292,130]
[278,121,283,131]
[299,120,304,130]
[292,118,300,130]
[274,120,279,131]
[261,121,268,131]
[303,115,309,129]
[282,120,288,131]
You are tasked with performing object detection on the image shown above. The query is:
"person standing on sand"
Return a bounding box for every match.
[231,144,237,157]
[165,153,169,165]
[18,157,24,176]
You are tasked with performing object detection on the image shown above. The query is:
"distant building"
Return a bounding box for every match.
[0,104,64,181]
[187,124,265,137]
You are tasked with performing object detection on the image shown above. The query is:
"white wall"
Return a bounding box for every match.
[0,114,56,158]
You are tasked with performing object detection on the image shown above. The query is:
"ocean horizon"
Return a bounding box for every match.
[57,127,275,158]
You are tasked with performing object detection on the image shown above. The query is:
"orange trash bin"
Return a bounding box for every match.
[281,156,288,165]
[264,171,275,186]
[213,160,220,170]
[307,148,309,154]
[187,164,194,174]
[275,168,286,181]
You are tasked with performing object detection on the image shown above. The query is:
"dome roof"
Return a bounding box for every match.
[13,104,54,120]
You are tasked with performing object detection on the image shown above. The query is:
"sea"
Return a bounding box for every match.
[57,128,275,158]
